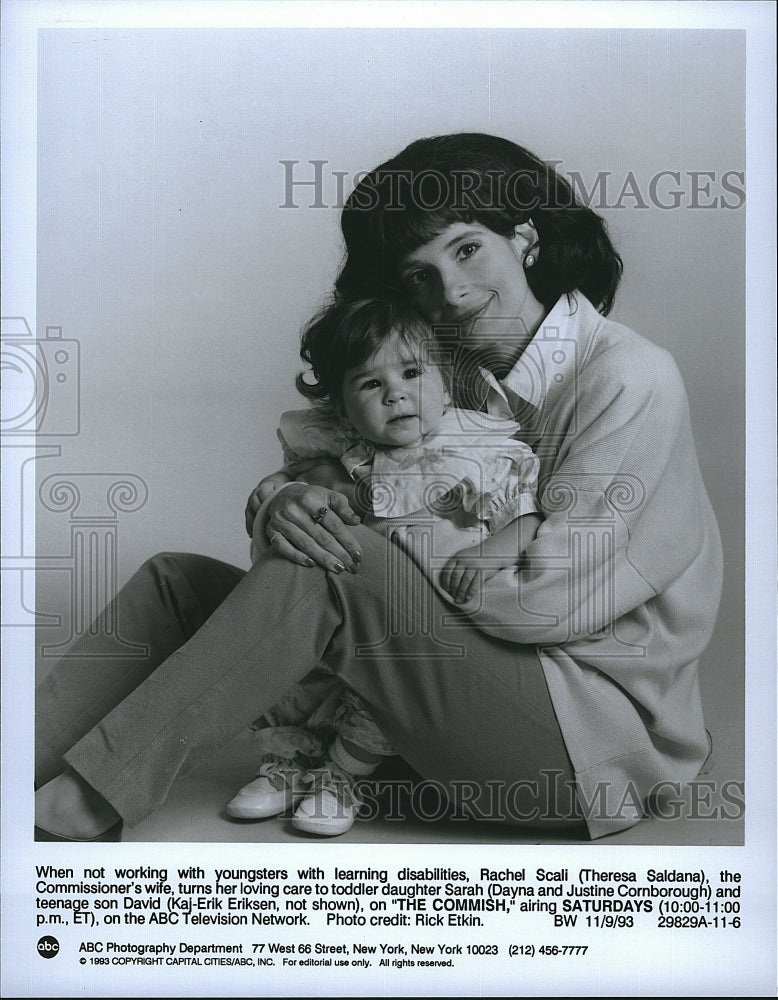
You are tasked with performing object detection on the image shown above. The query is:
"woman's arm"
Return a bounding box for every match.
[439,513,542,604]
[469,341,721,647]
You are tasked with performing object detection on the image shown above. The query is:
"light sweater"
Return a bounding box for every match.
[465,293,723,837]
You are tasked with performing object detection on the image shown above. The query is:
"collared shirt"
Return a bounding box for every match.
[460,293,723,837]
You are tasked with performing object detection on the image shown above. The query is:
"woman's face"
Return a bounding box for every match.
[398,221,546,370]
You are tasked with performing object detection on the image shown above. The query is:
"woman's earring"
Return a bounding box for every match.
[524,252,537,269]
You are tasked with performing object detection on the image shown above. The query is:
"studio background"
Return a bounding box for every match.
[34,29,745,796]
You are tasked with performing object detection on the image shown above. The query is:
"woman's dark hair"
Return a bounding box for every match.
[336,133,622,314]
[296,296,444,408]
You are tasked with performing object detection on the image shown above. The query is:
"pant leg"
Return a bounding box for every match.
[60,528,578,830]
[331,689,396,757]
[257,667,345,729]
[35,553,245,787]
[323,534,580,828]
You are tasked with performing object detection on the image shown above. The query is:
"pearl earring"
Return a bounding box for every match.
[524,252,536,269]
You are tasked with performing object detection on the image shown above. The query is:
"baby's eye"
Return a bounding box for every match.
[457,241,480,260]
[360,378,381,390]
[403,366,423,380]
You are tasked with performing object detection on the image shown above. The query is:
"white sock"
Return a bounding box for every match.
[329,735,381,776]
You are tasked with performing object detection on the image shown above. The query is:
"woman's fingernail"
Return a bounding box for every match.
[304,558,315,567]
[353,550,362,561]
[333,562,345,574]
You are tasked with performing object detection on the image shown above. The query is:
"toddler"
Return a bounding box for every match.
[227,297,542,836]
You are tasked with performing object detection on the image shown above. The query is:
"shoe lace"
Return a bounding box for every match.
[302,762,364,807]
[255,755,305,792]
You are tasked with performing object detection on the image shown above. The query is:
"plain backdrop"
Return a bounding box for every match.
[34,28,745,778]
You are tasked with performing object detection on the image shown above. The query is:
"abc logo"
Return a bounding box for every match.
[37,935,60,959]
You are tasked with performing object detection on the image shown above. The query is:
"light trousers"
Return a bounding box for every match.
[35,526,580,831]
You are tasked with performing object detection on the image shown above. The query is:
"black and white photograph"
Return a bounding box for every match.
[2,1,775,996]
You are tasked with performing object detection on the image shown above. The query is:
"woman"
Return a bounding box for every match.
[35,133,722,841]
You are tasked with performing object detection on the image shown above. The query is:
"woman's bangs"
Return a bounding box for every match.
[381,204,473,262]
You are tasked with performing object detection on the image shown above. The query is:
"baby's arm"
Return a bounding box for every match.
[439,434,543,603]
[439,512,542,605]
[255,470,294,503]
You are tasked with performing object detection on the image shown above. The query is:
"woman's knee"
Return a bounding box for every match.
[141,551,209,576]
[141,551,243,586]
[135,551,245,624]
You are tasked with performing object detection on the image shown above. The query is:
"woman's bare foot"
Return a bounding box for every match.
[35,769,121,840]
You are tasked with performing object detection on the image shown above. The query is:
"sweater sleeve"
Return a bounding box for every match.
[477,343,719,646]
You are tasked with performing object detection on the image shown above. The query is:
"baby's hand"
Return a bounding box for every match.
[439,550,503,605]
[245,472,293,535]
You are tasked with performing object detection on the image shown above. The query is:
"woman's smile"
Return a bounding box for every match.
[399,221,546,366]
[447,295,494,330]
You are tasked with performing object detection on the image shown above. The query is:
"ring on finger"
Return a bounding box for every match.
[312,506,329,526]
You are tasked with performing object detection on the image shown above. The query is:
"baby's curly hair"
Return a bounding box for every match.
[297,296,450,409]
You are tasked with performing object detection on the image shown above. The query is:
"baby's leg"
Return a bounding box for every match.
[226,671,346,820]
[291,689,394,837]
[328,688,395,773]
[254,666,343,729]
[225,725,325,820]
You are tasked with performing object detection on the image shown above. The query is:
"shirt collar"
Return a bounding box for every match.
[474,292,596,416]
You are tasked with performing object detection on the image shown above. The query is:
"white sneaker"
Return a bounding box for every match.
[226,755,310,820]
[291,763,363,837]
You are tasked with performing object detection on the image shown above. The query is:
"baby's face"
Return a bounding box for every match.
[340,330,450,448]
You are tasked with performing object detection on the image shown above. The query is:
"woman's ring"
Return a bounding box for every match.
[312,506,329,525]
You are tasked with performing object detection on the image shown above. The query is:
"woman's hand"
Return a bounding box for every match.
[264,483,363,573]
